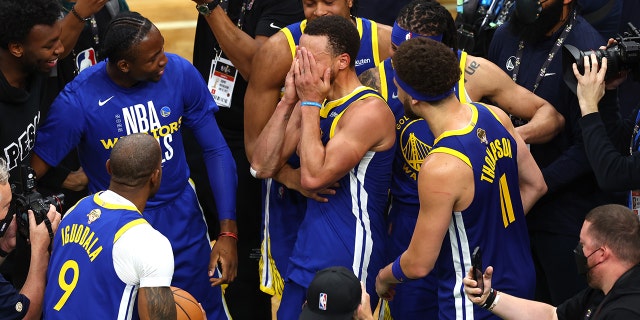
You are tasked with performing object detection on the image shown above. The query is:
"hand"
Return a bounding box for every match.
[28,205,62,253]
[572,54,606,116]
[62,167,88,191]
[281,54,299,106]
[355,282,374,320]
[73,0,110,18]
[463,265,494,305]
[0,215,17,254]
[600,39,628,90]
[280,167,338,202]
[208,227,238,286]
[375,272,396,301]
[293,47,330,103]
[198,303,208,320]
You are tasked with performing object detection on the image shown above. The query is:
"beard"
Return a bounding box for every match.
[509,0,565,43]
[402,97,421,120]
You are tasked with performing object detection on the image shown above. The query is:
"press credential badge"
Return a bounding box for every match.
[208,55,238,108]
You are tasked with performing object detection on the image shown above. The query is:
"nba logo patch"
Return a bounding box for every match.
[75,48,97,73]
[318,292,327,310]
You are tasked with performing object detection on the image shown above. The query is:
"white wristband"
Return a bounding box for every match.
[249,166,258,178]
[488,292,501,312]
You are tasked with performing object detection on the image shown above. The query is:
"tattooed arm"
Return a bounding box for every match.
[138,287,177,320]
[359,67,382,92]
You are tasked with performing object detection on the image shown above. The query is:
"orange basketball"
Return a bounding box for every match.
[172,286,205,320]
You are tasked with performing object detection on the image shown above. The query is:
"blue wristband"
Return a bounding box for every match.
[300,101,322,108]
[392,255,408,282]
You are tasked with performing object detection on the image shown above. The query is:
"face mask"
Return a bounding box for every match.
[514,0,545,24]
[573,243,601,275]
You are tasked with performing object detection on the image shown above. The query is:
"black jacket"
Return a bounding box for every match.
[557,264,640,319]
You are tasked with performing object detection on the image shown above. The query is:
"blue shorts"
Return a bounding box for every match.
[143,181,230,320]
[387,202,438,319]
[259,178,306,297]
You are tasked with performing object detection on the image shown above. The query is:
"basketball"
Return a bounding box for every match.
[172,286,205,320]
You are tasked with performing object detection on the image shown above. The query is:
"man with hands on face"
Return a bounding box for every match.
[250,15,395,319]
[463,204,640,319]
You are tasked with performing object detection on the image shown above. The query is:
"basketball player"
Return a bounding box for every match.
[31,12,236,319]
[375,38,546,320]
[244,0,392,301]
[43,134,175,319]
[250,15,395,319]
[357,1,562,318]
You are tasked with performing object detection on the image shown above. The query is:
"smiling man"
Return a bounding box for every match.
[30,11,238,320]
[0,0,63,184]
[0,0,65,296]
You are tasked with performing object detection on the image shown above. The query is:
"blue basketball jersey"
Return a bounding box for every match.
[44,193,145,319]
[259,17,385,297]
[286,87,393,298]
[281,17,381,75]
[431,103,535,320]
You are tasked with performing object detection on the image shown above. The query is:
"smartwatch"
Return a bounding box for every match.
[196,0,221,16]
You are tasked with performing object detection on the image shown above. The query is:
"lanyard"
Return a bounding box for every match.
[214,0,252,57]
[219,0,252,30]
[511,9,576,93]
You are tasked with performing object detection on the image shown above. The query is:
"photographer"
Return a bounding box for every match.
[0,159,61,320]
[572,45,640,205]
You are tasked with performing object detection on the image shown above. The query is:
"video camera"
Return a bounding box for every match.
[9,165,64,239]
[563,22,640,94]
[456,0,515,57]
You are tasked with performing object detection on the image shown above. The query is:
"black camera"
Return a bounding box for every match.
[10,165,64,239]
[563,22,640,94]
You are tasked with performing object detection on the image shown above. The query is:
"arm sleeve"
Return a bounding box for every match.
[0,277,29,320]
[580,111,640,191]
[180,60,237,221]
[113,224,174,288]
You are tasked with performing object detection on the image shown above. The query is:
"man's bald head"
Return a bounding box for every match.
[109,133,161,187]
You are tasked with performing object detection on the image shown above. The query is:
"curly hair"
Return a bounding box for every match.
[0,0,60,49]
[101,11,154,63]
[394,37,460,102]
[585,204,640,265]
[304,15,360,68]
[396,0,458,51]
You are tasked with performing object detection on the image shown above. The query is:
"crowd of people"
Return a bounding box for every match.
[0,0,639,319]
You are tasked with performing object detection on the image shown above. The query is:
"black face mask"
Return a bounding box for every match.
[509,0,564,43]
[573,243,602,275]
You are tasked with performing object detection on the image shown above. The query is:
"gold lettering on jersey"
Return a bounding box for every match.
[480,138,512,183]
[61,224,103,262]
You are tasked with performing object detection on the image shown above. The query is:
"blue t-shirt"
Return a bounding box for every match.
[34,53,236,215]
